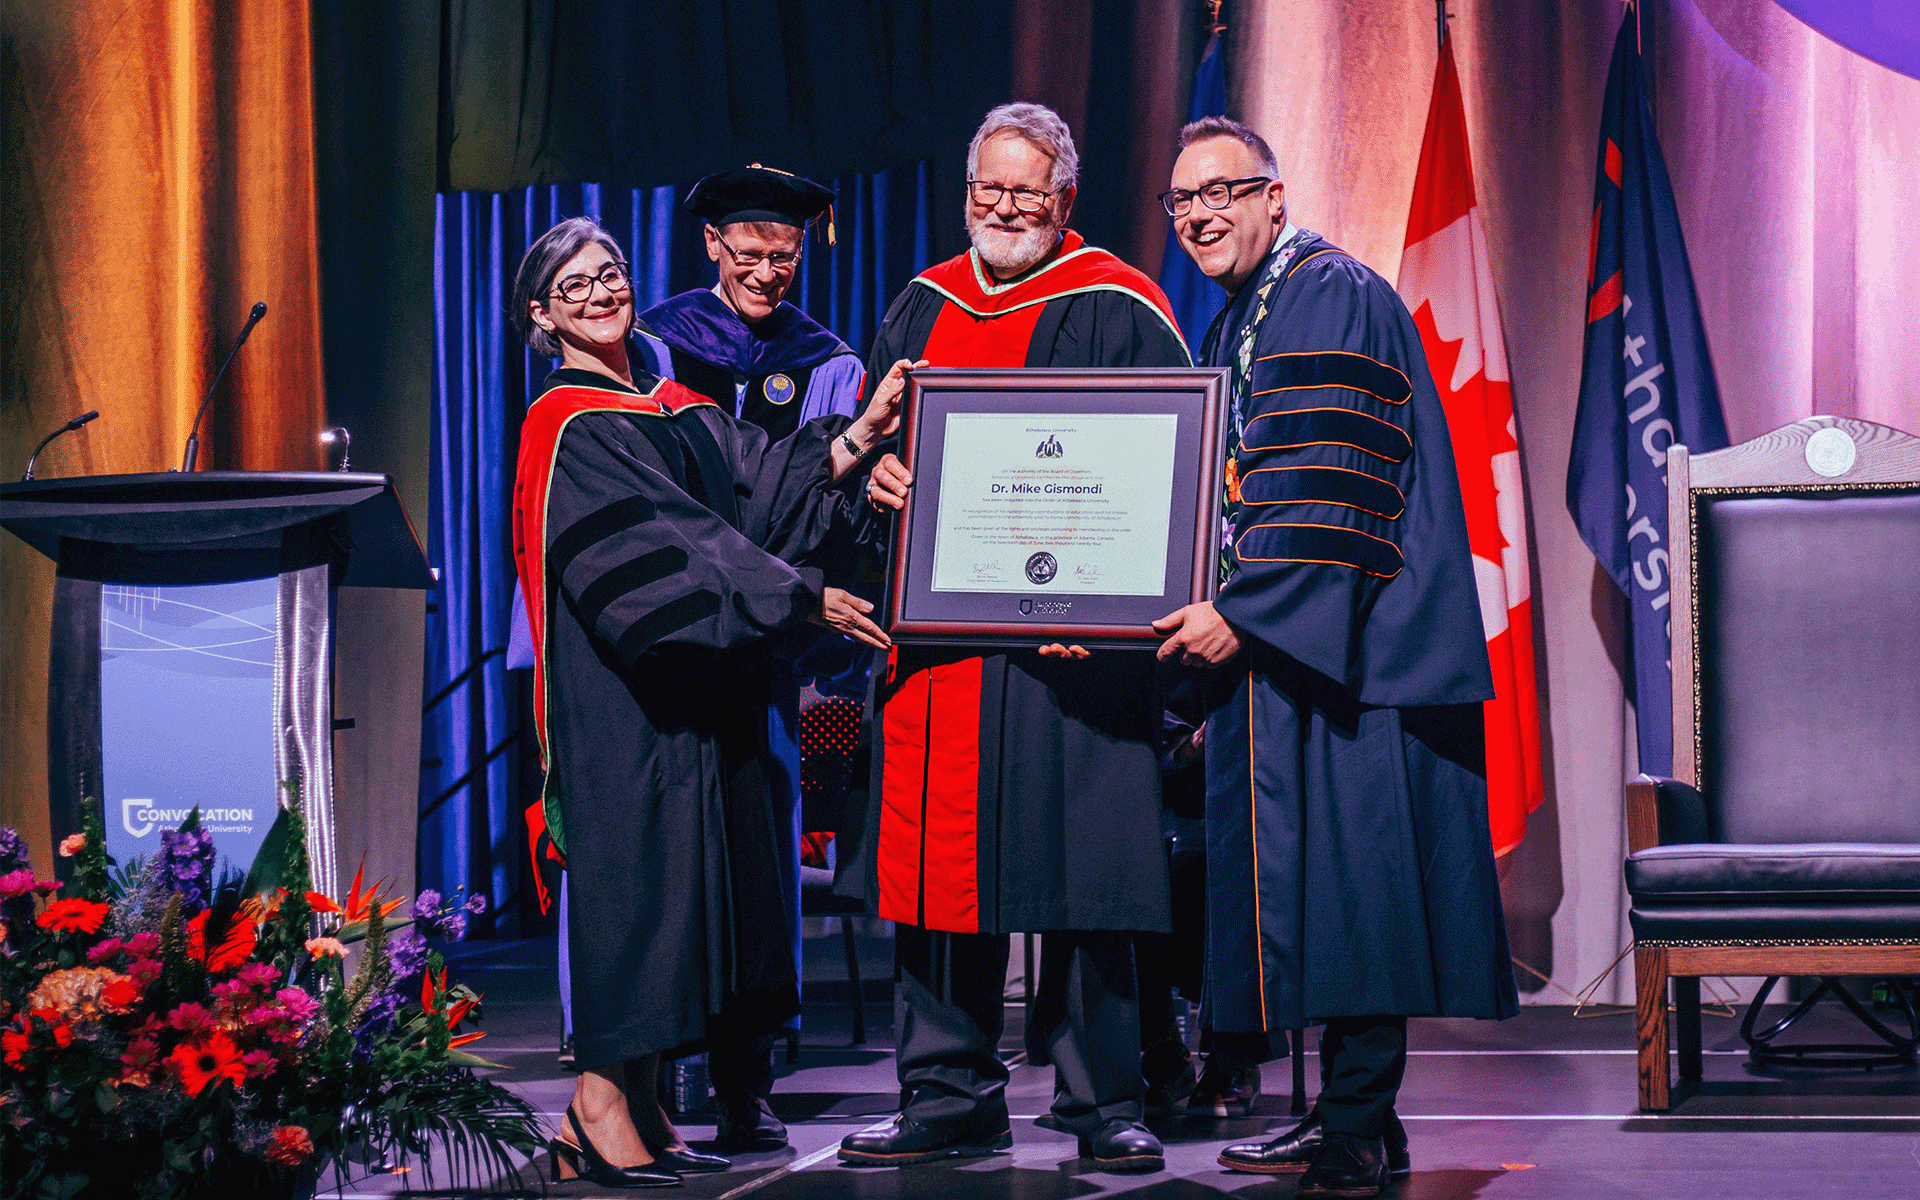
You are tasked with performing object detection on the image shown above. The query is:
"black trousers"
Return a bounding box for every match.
[895,924,1144,1135]
[1315,1016,1408,1138]
[708,1032,777,1106]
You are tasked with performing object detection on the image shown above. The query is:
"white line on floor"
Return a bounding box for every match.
[995,1113,1920,1123]
[1404,1048,1748,1056]
[713,1116,898,1198]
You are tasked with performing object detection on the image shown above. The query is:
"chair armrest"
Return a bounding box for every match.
[1627,776,1662,853]
[1627,774,1713,853]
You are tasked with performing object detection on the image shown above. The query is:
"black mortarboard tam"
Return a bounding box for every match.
[684,164,837,244]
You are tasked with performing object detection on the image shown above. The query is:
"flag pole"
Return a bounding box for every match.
[1436,1,1449,51]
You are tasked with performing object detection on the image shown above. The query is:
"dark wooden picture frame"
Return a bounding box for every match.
[883,367,1228,648]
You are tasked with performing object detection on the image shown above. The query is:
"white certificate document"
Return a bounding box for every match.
[929,412,1178,595]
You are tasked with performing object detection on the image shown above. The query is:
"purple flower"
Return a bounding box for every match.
[387,926,429,981]
[441,912,467,943]
[409,889,442,925]
[465,891,488,916]
[0,827,27,873]
[155,826,217,913]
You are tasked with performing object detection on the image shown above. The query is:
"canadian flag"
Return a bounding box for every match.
[1397,38,1543,856]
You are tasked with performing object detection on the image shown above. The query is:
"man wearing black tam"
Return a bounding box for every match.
[641,166,872,1153]
[644,165,864,441]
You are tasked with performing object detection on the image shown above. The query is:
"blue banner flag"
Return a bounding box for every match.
[1567,8,1729,776]
[1158,28,1227,346]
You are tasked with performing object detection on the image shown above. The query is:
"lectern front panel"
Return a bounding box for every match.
[99,577,279,878]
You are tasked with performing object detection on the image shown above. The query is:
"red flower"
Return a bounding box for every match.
[265,1125,314,1166]
[2,1011,72,1066]
[186,910,258,972]
[100,976,142,1013]
[36,898,110,935]
[168,1031,245,1097]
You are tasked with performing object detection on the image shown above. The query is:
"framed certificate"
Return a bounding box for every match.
[884,367,1228,647]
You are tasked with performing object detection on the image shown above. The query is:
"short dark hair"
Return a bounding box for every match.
[1179,115,1279,178]
[512,216,627,358]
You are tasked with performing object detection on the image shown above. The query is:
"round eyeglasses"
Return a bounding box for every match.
[550,262,631,304]
[1157,176,1272,217]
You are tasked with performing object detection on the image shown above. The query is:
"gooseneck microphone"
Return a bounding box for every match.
[21,410,100,481]
[181,301,268,472]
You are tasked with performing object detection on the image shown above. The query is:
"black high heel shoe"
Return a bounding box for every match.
[549,1106,682,1188]
[648,1143,729,1174]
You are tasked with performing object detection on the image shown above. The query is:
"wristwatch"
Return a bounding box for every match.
[840,431,867,458]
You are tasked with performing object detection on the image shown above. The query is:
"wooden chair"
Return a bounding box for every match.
[1627,416,1920,1110]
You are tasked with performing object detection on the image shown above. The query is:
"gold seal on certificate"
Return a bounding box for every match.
[884,368,1228,647]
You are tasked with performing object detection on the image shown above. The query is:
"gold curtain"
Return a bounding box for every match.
[0,0,326,872]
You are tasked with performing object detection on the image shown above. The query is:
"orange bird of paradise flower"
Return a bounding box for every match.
[420,967,486,1048]
[304,859,405,924]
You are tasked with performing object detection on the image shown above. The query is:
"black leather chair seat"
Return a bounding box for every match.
[1628,842,1920,941]
[1628,842,1920,899]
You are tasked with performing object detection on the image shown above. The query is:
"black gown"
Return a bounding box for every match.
[845,236,1190,936]
[516,366,865,1069]
[1195,237,1519,1034]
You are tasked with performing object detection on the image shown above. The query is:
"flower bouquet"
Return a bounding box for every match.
[0,798,542,1199]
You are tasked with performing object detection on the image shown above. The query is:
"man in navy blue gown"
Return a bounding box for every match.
[1154,116,1517,1199]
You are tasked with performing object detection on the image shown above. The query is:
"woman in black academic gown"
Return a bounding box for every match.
[509,217,901,1187]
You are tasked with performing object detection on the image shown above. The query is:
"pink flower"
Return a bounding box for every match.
[0,870,35,899]
[212,979,252,1006]
[125,932,160,957]
[241,1048,277,1079]
[57,833,86,858]
[274,988,319,1023]
[304,936,346,960]
[86,938,125,965]
[236,962,280,990]
[166,1002,214,1035]
[128,959,161,985]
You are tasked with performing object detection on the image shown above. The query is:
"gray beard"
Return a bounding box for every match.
[967,212,1059,278]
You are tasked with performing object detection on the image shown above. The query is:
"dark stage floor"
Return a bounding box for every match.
[319,931,1920,1198]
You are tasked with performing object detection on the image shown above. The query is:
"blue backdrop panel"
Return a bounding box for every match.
[423,168,932,930]
[99,577,279,878]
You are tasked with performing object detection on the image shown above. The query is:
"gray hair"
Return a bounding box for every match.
[1179,115,1279,178]
[512,216,627,358]
[967,102,1079,193]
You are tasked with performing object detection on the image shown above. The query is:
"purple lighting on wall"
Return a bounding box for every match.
[1775,0,1920,81]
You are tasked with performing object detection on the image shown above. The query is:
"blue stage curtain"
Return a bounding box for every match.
[422,167,931,931]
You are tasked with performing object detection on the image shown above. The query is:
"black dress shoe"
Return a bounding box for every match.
[1297,1132,1390,1199]
[1076,1119,1164,1173]
[1218,1109,1410,1175]
[713,1096,787,1152]
[838,1112,1013,1165]
[549,1107,682,1188]
[650,1145,730,1173]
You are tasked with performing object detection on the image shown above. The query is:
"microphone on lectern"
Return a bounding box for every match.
[21,410,100,481]
[180,301,268,473]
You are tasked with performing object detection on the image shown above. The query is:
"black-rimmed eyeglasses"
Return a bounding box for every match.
[967,178,1055,214]
[550,262,632,303]
[1157,176,1272,217]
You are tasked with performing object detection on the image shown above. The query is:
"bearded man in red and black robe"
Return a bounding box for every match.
[836,103,1189,1175]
